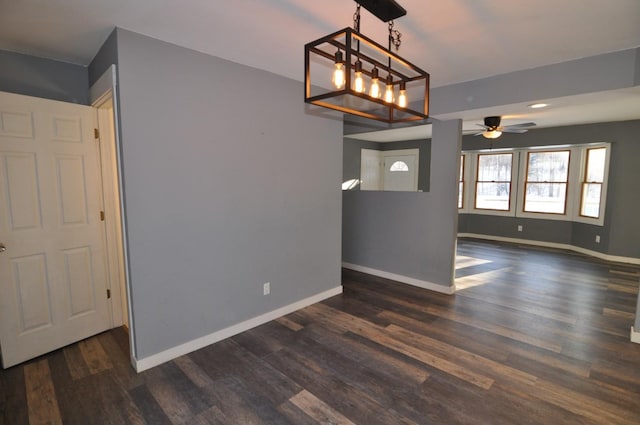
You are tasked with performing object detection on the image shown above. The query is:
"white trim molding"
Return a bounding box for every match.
[458,233,640,266]
[342,262,455,295]
[133,286,343,372]
[632,326,640,344]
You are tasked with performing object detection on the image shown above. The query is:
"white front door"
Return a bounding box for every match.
[0,91,111,368]
[383,153,418,191]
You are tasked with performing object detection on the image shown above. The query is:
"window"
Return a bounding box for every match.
[523,150,570,214]
[475,153,512,211]
[460,143,609,225]
[458,155,465,209]
[389,161,409,172]
[580,147,607,218]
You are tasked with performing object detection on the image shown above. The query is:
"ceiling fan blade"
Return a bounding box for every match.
[502,128,528,134]
[505,122,536,128]
[473,132,484,136]
[475,123,489,129]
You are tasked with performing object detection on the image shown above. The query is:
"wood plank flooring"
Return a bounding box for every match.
[2,238,639,424]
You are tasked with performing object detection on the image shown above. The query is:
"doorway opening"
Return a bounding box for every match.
[90,65,135,362]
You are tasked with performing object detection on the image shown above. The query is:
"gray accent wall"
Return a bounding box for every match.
[460,120,640,259]
[89,29,118,86]
[0,50,89,104]
[343,119,461,288]
[458,215,573,244]
[431,48,639,116]
[113,29,343,359]
[634,47,640,86]
[343,138,431,192]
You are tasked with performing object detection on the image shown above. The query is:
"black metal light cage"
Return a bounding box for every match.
[305,27,429,123]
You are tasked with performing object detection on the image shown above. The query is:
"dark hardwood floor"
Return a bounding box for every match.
[2,238,640,424]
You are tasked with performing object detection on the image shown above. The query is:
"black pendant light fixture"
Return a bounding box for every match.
[304,0,429,123]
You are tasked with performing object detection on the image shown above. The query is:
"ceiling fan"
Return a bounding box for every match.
[475,116,536,139]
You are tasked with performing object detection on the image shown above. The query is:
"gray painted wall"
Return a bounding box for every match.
[458,215,573,245]
[342,119,461,288]
[113,29,342,359]
[0,50,88,104]
[431,48,639,116]
[460,120,640,259]
[89,30,118,86]
[634,48,640,86]
[343,115,418,135]
[343,138,431,192]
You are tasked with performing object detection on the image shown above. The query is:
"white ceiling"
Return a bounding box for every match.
[2,0,640,140]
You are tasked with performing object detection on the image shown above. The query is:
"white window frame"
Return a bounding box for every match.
[459,152,473,212]
[458,154,465,209]
[459,149,518,217]
[574,144,610,226]
[459,142,610,226]
[515,145,577,221]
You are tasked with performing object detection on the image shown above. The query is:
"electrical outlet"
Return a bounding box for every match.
[517,225,523,232]
[595,235,600,243]
[263,282,270,296]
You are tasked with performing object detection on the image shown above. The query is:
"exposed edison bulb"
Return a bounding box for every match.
[397,81,407,108]
[384,75,394,103]
[354,71,365,93]
[332,51,345,89]
[370,79,381,98]
[354,61,365,93]
[369,68,381,98]
[332,63,345,89]
[397,90,407,107]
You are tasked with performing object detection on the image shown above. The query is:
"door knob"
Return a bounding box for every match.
[0,243,5,252]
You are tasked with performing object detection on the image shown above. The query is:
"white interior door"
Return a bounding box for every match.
[0,91,111,368]
[383,151,419,191]
[360,149,382,190]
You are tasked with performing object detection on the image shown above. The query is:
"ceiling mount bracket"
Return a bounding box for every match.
[355,0,406,22]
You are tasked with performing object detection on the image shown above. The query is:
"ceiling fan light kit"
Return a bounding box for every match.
[304,0,430,123]
[482,130,502,139]
[476,116,537,139]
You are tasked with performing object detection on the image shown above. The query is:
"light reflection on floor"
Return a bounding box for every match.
[455,255,492,269]
[454,254,509,290]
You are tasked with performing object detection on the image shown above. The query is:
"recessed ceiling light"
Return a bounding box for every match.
[529,103,548,109]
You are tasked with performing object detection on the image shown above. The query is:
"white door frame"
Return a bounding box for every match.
[90,65,136,364]
[360,148,419,191]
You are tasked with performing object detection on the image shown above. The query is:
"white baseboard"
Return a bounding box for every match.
[632,326,640,344]
[342,262,455,295]
[133,286,343,372]
[457,233,640,265]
